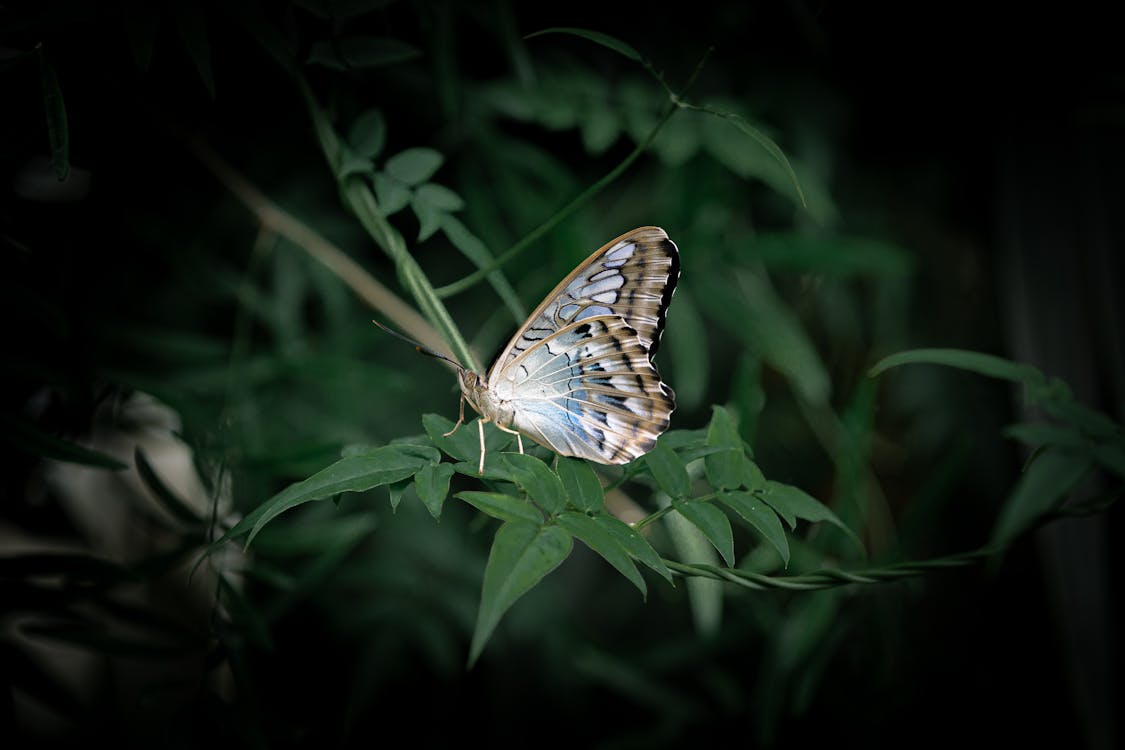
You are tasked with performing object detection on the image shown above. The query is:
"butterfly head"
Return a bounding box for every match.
[456,369,489,416]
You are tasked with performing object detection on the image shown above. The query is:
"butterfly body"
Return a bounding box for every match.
[449,227,680,473]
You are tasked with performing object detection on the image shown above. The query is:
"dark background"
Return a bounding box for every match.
[2,2,1121,748]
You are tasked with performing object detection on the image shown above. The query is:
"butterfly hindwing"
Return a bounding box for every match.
[488,226,679,381]
[452,227,679,469]
[492,315,675,464]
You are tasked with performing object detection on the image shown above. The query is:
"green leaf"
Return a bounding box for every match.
[228,0,296,74]
[411,193,445,242]
[456,491,541,524]
[228,445,437,547]
[257,516,376,620]
[731,352,766,443]
[385,147,444,186]
[656,428,709,451]
[555,456,604,513]
[452,461,518,483]
[348,108,387,158]
[1042,399,1121,440]
[0,413,127,470]
[1003,422,1086,449]
[717,112,806,207]
[440,216,525,324]
[718,490,789,566]
[653,110,701,166]
[741,456,766,492]
[344,36,420,67]
[671,499,734,566]
[503,453,566,515]
[525,27,642,62]
[305,40,344,68]
[37,51,69,180]
[580,105,619,154]
[307,36,421,69]
[412,183,468,241]
[387,478,410,511]
[702,413,765,490]
[337,147,373,179]
[423,413,512,467]
[868,348,1046,386]
[991,448,1095,547]
[739,272,831,404]
[748,233,913,277]
[699,271,830,405]
[680,445,727,465]
[760,480,863,553]
[557,511,646,598]
[644,441,690,498]
[594,514,673,585]
[469,521,572,666]
[700,112,806,210]
[373,172,412,216]
[247,513,377,556]
[414,183,464,211]
[705,405,744,490]
[414,462,454,519]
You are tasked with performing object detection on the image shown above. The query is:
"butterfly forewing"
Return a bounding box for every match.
[454,226,680,469]
[488,226,679,382]
[495,315,675,464]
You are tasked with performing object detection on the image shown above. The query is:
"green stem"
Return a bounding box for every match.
[675,102,807,207]
[435,45,712,301]
[633,504,673,531]
[434,103,679,299]
[634,491,717,530]
[663,546,999,591]
[187,132,450,359]
[296,77,482,372]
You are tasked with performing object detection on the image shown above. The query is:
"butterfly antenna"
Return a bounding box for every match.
[372,320,463,369]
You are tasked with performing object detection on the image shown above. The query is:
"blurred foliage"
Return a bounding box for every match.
[2,1,1122,748]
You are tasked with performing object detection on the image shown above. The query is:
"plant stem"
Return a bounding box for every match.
[186,135,450,359]
[434,103,679,299]
[295,76,482,372]
[663,546,999,591]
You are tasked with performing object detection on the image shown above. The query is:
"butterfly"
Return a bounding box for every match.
[381,226,679,474]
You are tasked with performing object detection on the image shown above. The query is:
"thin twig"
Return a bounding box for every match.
[663,546,999,591]
[434,103,679,299]
[186,135,452,360]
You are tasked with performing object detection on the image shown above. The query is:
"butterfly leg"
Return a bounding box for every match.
[443,396,466,438]
[494,422,524,454]
[477,416,490,475]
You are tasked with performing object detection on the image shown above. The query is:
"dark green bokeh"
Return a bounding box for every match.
[2,2,1122,748]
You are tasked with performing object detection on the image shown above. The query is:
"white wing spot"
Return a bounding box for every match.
[592,291,617,304]
[575,305,611,321]
[583,274,625,296]
[607,242,636,261]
